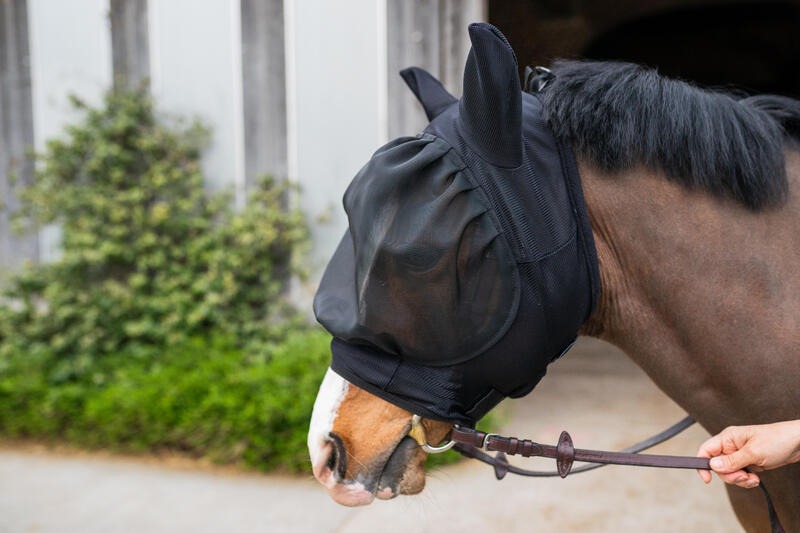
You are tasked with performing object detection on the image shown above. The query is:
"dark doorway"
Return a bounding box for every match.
[490,1,800,97]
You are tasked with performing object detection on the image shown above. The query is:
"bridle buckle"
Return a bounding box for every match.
[482,433,501,451]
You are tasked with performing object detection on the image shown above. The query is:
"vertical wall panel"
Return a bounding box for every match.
[28,0,113,262]
[241,0,287,188]
[288,0,387,271]
[439,0,486,92]
[386,0,486,138]
[386,0,440,139]
[0,0,37,271]
[148,0,245,203]
[28,0,113,151]
[110,0,149,89]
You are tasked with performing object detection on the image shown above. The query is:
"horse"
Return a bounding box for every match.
[307,24,800,531]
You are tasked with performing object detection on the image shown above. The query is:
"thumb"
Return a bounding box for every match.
[710,448,757,473]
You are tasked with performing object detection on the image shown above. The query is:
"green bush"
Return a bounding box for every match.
[0,326,500,471]
[0,329,332,471]
[0,87,326,471]
[0,88,308,379]
[0,87,493,474]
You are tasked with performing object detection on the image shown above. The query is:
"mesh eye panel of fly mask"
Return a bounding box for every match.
[313,23,600,427]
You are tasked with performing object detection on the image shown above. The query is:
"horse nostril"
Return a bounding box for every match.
[326,446,337,470]
[327,432,348,479]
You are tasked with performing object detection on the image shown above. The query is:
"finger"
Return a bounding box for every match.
[697,469,712,483]
[710,448,757,473]
[733,473,760,489]
[697,435,725,459]
[717,470,749,484]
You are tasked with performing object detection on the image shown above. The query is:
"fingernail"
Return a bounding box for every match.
[710,457,723,469]
[745,479,759,488]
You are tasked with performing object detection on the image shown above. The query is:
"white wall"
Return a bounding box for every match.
[30,0,246,207]
[27,0,113,261]
[286,0,388,274]
[148,0,245,205]
[24,0,390,276]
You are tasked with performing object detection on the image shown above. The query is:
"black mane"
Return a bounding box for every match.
[540,60,800,210]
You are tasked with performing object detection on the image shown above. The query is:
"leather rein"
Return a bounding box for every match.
[409,414,705,479]
[409,415,785,532]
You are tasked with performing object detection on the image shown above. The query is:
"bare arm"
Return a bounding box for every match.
[696,420,800,488]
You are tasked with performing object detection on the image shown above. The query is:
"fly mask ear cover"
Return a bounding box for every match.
[313,23,600,426]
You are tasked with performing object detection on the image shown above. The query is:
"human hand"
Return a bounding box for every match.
[696,420,800,488]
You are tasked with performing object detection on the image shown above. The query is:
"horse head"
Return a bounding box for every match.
[307,22,598,505]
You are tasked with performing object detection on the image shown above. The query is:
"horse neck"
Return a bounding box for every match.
[578,155,800,433]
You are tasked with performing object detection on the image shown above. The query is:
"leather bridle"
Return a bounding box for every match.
[409,415,785,532]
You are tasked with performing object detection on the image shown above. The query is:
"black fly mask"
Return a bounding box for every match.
[314,23,600,426]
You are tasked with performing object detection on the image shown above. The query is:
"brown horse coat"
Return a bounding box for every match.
[579,151,800,531]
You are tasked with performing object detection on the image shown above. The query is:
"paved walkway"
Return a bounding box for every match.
[0,338,743,532]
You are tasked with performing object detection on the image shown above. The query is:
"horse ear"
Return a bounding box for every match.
[399,67,457,121]
[459,23,522,167]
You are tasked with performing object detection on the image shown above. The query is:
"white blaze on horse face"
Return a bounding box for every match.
[308,367,349,470]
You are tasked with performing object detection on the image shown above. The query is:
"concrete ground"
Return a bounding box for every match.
[0,338,744,533]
